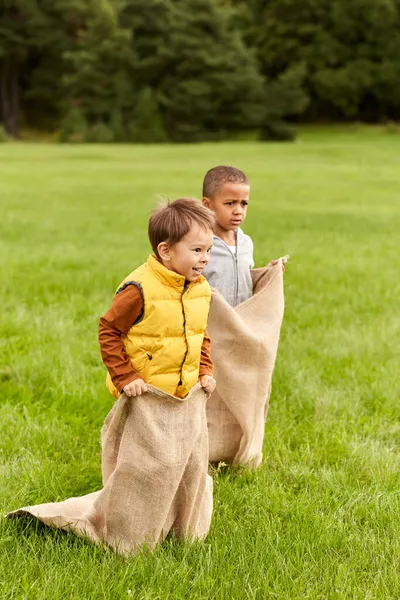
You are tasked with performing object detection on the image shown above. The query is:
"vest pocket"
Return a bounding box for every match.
[143,352,153,381]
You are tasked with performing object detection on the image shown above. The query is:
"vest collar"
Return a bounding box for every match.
[146,254,205,289]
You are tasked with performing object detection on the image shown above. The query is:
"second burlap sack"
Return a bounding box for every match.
[206,260,285,469]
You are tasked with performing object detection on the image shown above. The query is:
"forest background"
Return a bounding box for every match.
[2,0,400,143]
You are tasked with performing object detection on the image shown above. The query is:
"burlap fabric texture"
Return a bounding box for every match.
[206,260,285,469]
[8,384,212,555]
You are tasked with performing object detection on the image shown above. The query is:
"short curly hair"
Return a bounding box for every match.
[202,165,249,198]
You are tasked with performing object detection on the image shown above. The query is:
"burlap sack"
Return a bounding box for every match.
[206,260,285,469]
[7,384,212,555]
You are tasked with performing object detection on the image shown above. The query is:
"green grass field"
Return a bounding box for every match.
[1,127,400,599]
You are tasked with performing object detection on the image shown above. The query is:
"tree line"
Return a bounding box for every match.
[1,0,400,142]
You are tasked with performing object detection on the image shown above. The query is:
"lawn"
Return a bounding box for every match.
[1,127,400,599]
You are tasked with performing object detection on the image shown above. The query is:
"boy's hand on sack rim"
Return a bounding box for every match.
[123,378,148,397]
[200,375,216,394]
[268,255,288,272]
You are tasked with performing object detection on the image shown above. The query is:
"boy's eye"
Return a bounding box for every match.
[194,248,201,253]
[225,202,233,206]
[242,201,248,206]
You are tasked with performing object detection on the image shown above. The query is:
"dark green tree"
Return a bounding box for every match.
[25,0,120,133]
[119,0,265,141]
[128,87,167,143]
[0,0,42,135]
[0,0,131,137]
[261,64,309,140]
[237,0,400,121]
[60,0,136,142]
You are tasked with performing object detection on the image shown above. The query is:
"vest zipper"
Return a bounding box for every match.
[178,282,189,386]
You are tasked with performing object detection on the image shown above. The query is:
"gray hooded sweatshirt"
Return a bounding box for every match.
[202,228,254,307]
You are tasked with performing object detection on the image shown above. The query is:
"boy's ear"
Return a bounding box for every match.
[157,241,171,262]
[202,196,210,208]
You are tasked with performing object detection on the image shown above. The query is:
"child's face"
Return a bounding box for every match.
[203,182,250,232]
[159,224,214,282]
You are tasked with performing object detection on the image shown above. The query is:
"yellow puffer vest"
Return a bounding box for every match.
[106,254,211,399]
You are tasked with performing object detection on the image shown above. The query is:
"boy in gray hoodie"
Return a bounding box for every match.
[202,165,285,307]
[201,165,253,306]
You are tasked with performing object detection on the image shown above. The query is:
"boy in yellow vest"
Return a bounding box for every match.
[99,198,216,399]
[4,199,217,552]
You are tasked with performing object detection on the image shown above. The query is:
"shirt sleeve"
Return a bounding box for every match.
[199,329,214,377]
[98,284,144,392]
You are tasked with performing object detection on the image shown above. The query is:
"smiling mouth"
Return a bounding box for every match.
[192,267,203,274]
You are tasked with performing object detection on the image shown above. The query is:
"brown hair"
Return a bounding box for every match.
[202,165,249,198]
[149,198,215,259]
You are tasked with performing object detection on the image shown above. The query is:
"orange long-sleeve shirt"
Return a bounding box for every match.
[99,285,213,393]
